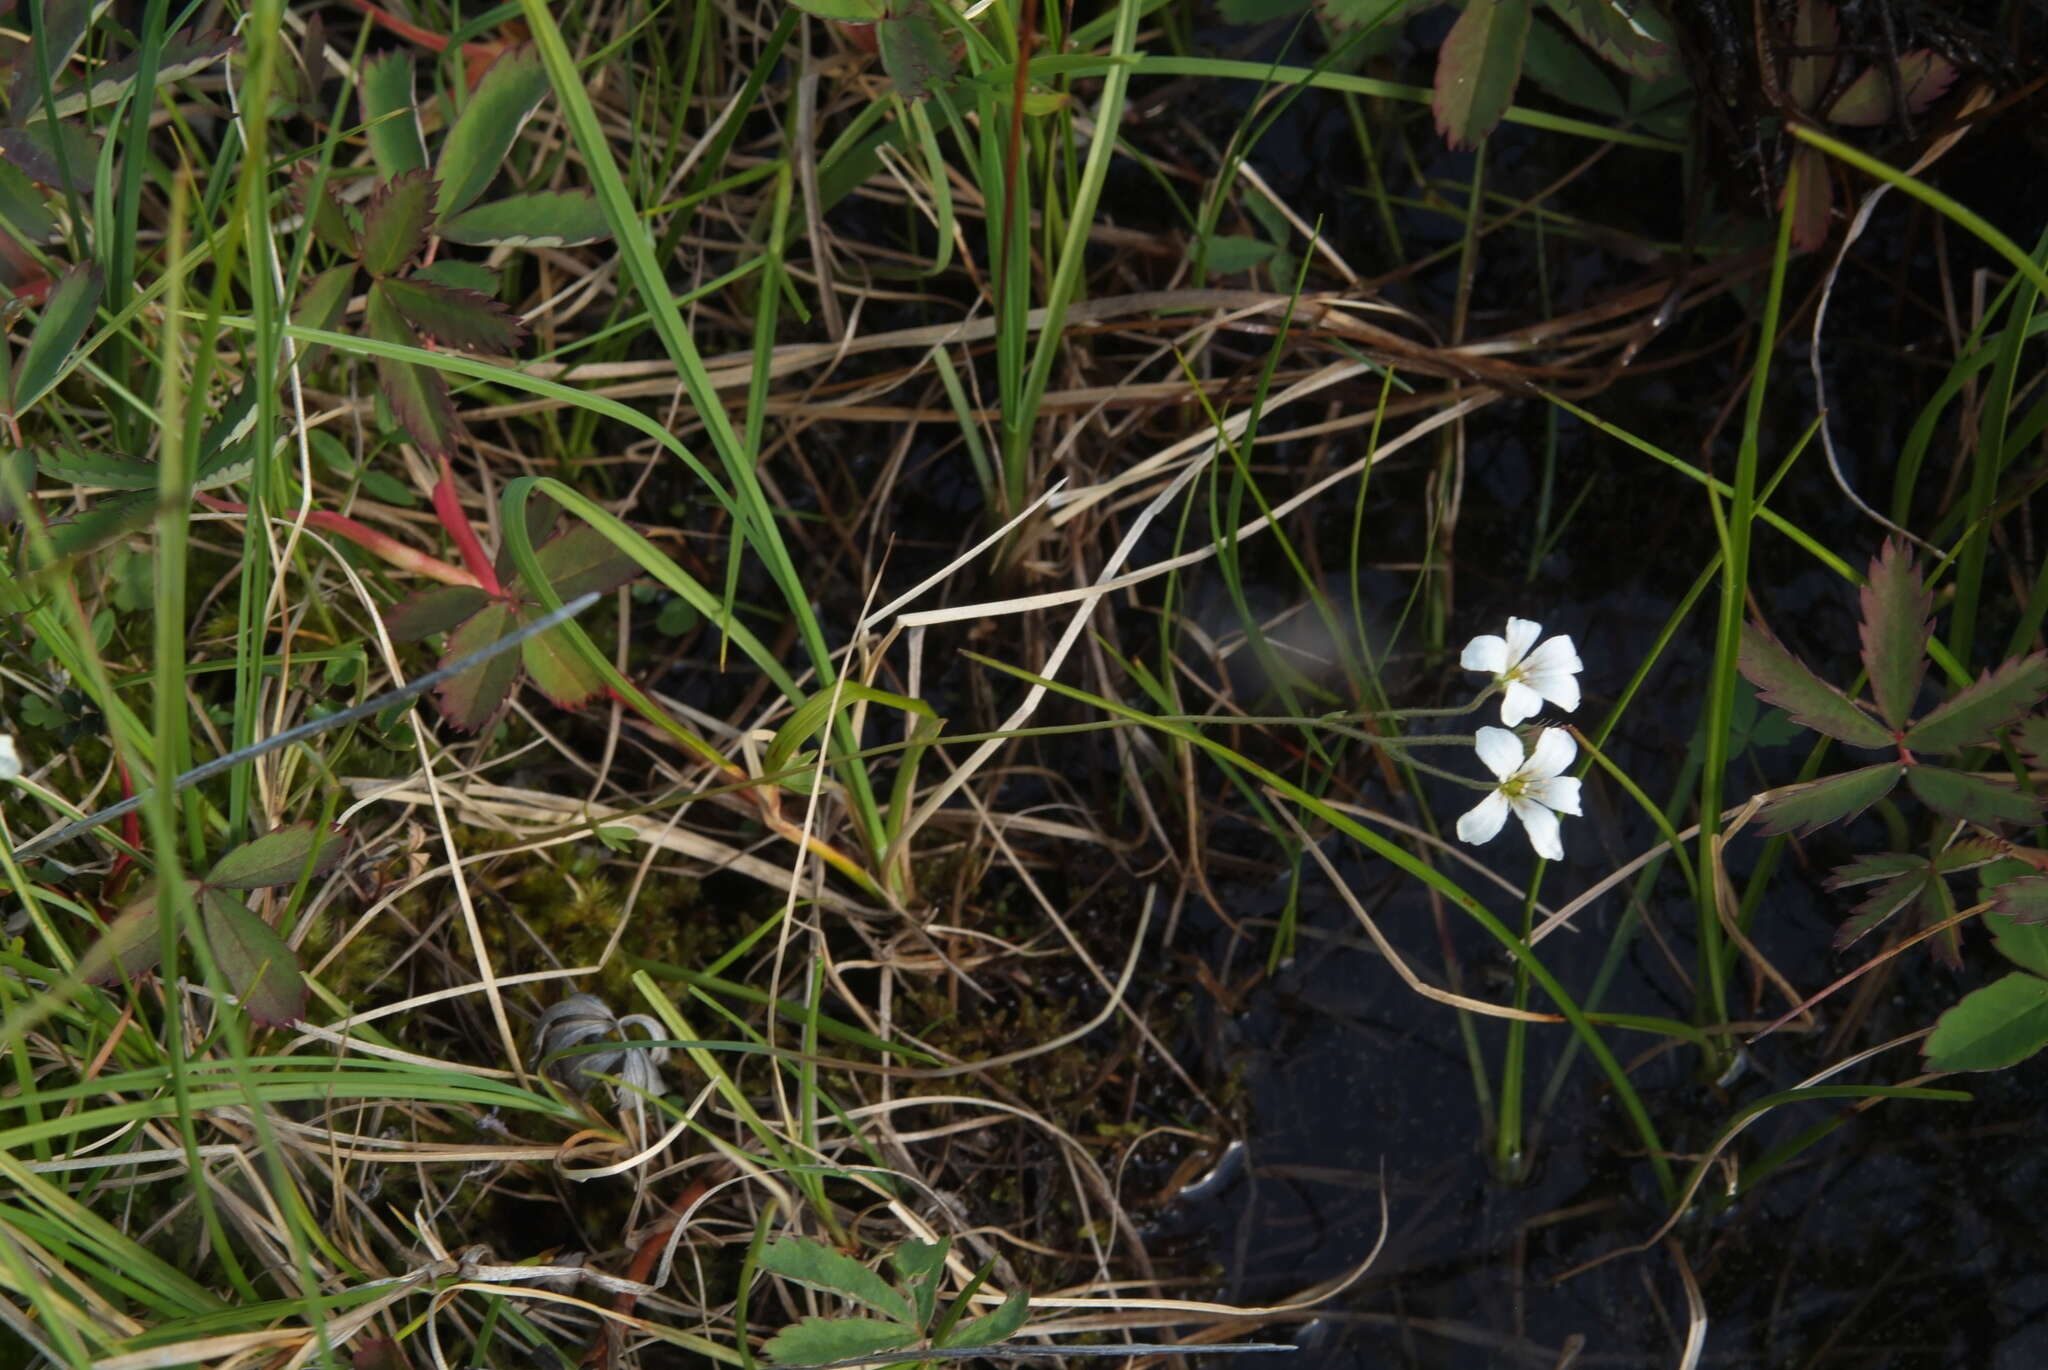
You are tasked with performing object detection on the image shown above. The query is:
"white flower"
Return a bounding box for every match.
[1456,727,1583,861]
[1460,617,1582,726]
[0,734,17,781]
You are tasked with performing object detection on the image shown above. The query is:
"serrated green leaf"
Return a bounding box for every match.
[206,823,348,889]
[434,46,550,220]
[756,1240,916,1325]
[1989,876,2048,927]
[360,169,436,277]
[411,259,501,294]
[1924,972,2048,1072]
[294,166,360,256]
[2014,715,2048,768]
[1823,851,1927,889]
[1932,838,2006,874]
[761,1317,916,1368]
[1903,654,2048,753]
[379,277,524,353]
[1834,870,1929,950]
[0,118,100,193]
[520,623,607,709]
[940,1287,1030,1349]
[783,0,885,21]
[1826,50,1957,126]
[42,490,155,562]
[44,28,237,120]
[200,888,307,1026]
[1543,0,1674,81]
[291,263,357,369]
[0,159,57,241]
[384,584,490,641]
[360,52,428,178]
[528,524,643,602]
[364,281,462,456]
[1756,763,1902,835]
[1859,538,1932,732]
[37,445,157,490]
[1905,765,2042,826]
[1988,910,2048,974]
[435,601,521,730]
[878,3,957,101]
[1433,0,1532,149]
[11,264,100,418]
[1738,622,1892,749]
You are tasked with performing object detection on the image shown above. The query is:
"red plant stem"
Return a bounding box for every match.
[580,1176,711,1370]
[348,1,505,89]
[432,456,504,596]
[197,492,482,588]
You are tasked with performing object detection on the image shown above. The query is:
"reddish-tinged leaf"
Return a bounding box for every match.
[1738,622,1891,748]
[1786,0,1838,112]
[436,192,613,247]
[1925,972,2048,1072]
[1544,0,1674,81]
[364,282,462,456]
[0,119,101,193]
[1905,764,2042,826]
[360,169,436,278]
[292,166,359,255]
[521,622,607,708]
[200,888,307,1026]
[206,824,348,889]
[1859,538,1931,731]
[80,884,191,986]
[1823,850,1925,889]
[527,525,642,602]
[1757,763,1902,835]
[1902,653,2048,753]
[385,584,490,641]
[1783,142,1833,254]
[1826,51,1957,126]
[1933,837,2006,874]
[1433,0,1531,150]
[379,277,524,353]
[1991,876,2048,926]
[2014,715,2048,768]
[436,601,522,730]
[1835,870,1927,950]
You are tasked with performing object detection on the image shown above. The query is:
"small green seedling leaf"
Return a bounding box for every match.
[434,46,551,220]
[360,169,436,277]
[1737,622,1891,749]
[1859,538,1931,732]
[761,1317,917,1368]
[200,888,307,1026]
[1756,763,1901,835]
[878,1,957,101]
[756,1239,917,1325]
[206,823,347,889]
[436,601,522,730]
[1905,765,2041,827]
[379,277,524,353]
[1902,654,2048,753]
[364,281,462,455]
[1826,51,1957,126]
[1990,876,2048,927]
[436,190,613,247]
[360,52,428,178]
[11,264,101,418]
[1925,972,2048,1072]
[385,584,491,641]
[1433,0,1532,150]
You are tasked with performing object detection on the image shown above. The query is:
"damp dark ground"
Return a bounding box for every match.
[1073,13,2048,1370]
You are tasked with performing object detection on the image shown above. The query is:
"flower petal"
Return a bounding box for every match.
[1526,774,1582,816]
[1526,727,1577,779]
[1503,617,1543,666]
[1474,726,1526,780]
[1461,634,1509,674]
[1510,797,1563,860]
[1522,637,1584,712]
[1457,790,1510,845]
[1522,634,1583,678]
[1500,679,1544,727]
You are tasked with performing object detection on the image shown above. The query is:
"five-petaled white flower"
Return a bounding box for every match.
[1457,727,1583,861]
[1461,617,1582,727]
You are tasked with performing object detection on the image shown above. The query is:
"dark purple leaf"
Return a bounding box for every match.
[1756,763,1902,835]
[0,119,101,193]
[1738,622,1891,749]
[200,888,307,1026]
[206,823,348,890]
[1906,764,2042,826]
[435,601,522,730]
[379,277,524,353]
[384,584,490,641]
[1433,0,1531,149]
[1859,538,1931,731]
[1903,653,2048,753]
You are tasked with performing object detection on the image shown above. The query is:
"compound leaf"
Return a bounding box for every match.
[380,277,524,353]
[1904,653,2048,753]
[1738,622,1891,749]
[359,169,435,277]
[761,1318,915,1368]
[1756,763,1901,835]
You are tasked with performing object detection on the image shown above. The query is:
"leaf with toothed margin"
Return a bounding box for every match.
[1824,851,1926,889]
[433,45,551,220]
[1738,622,1891,749]
[206,823,348,889]
[1925,972,2048,1072]
[0,119,100,194]
[1991,878,2048,928]
[44,28,238,119]
[1860,539,1932,732]
[36,445,158,490]
[436,600,522,730]
[384,584,490,642]
[1903,654,2048,753]
[411,260,500,295]
[200,888,307,1026]
[1544,0,1674,81]
[1827,51,1957,126]
[359,169,436,277]
[1433,0,1532,150]
[1906,765,2042,827]
[379,277,525,353]
[2015,715,2048,769]
[1755,763,1902,835]
[359,51,427,178]
[526,525,642,602]
[293,165,360,256]
[80,883,193,987]
[1834,868,1930,950]
[436,191,613,247]
[520,621,607,708]
[364,281,461,456]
